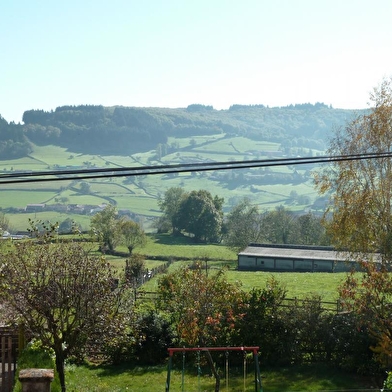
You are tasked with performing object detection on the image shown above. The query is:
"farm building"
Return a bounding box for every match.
[237,243,368,272]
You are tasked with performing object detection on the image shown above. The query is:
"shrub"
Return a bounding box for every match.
[13,340,61,392]
[133,310,175,365]
[384,371,392,390]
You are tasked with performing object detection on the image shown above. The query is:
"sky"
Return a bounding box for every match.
[1,0,392,124]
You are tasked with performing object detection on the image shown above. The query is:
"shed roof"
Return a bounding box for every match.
[239,244,354,262]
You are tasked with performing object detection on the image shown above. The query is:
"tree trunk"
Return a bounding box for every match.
[54,346,66,392]
[205,349,220,392]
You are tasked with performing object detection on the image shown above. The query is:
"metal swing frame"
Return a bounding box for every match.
[165,346,262,392]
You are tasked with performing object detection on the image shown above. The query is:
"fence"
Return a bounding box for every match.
[0,327,19,392]
[135,291,343,312]
[279,297,343,313]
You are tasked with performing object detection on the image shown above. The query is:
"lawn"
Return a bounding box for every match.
[64,362,381,392]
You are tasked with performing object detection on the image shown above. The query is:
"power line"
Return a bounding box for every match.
[0,151,391,185]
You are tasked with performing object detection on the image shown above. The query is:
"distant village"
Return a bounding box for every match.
[24,202,134,218]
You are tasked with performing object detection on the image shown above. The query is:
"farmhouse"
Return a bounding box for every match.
[238,243,365,272]
[25,203,46,212]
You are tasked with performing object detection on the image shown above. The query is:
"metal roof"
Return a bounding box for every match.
[238,244,352,262]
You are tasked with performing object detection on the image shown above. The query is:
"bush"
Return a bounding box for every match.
[384,371,392,390]
[133,310,175,365]
[13,340,61,392]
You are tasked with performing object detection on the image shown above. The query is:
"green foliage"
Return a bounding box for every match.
[58,218,82,234]
[13,340,61,392]
[132,310,174,365]
[0,223,132,391]
[0,116,31,159]
[120,220,146,254]
[17,103,357,158]
[0,211,9,234]
[157,264,243,347]
[90,204,120,252]
[224,197,263,251]
[384,371,392,390]
[236,277,290,365]
[125,253,146,286]
[339,262,392,369]
[315,77,392,260]
[325,312,378,374]
[175,190,224,243]
[157,187,185,234]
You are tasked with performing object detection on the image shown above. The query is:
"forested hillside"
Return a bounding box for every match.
[1,103,361,157]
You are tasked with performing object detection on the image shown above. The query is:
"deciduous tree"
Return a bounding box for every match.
[175,190,224,243]
[224,198,264,252]
[314,77,392,261]
[315,77,392,365]
[157,264,243,391]
[120,219,146,254]
[0,211,9,234]
[90,204,121,252]
[0,229,131,392]
[158,187,185,234]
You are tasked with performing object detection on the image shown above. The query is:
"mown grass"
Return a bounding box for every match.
[64,362,379,392]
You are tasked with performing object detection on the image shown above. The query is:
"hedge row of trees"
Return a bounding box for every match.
[157,188,328,249]
[151,265,377,376]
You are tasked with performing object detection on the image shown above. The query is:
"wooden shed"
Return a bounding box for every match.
[237,244,363,272]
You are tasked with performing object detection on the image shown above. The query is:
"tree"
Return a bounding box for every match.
[175,190,224,243]
[0,230,131,392]
[58,218,82,234]
[314,77,392,365]
[262,206,296,244]
[79,181,91,194]
[338,265,391,367]
[157,264,244,392]
[158,187,185,234]
[224,198,264,252]
[295,212,328,245]
[90,204,120,252]
[0,211,9,234]
[119,219,146,254]
[314,77,392,261]
[125,253,146,288]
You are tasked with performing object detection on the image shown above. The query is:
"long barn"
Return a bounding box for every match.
[237,244,363,272]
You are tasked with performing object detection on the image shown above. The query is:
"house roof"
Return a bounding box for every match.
[238,244,358,262]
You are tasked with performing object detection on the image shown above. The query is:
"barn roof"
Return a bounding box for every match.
[239,243,365,262]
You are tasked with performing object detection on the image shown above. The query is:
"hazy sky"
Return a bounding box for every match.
[2,0,392,123]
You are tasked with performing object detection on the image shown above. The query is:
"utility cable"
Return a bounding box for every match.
[0,151,391,185]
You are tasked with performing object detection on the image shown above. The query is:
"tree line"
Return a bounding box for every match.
[157,187,329,250]
[0,103,358,158]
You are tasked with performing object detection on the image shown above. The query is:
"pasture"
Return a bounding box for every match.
[0,134,324,232]
[115,234,347,303]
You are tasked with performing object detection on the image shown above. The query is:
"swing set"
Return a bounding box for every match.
[165,346,263,392]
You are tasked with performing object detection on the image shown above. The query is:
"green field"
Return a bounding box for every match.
[0,136,325,232]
